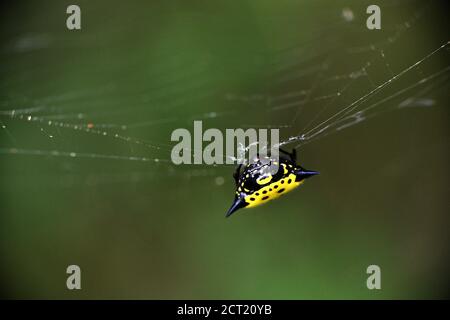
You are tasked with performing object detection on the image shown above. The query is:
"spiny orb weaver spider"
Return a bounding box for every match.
[226,149,319,217]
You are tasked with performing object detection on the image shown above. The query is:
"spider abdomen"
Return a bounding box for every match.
[226,150,319,217]
[244,172,304,208]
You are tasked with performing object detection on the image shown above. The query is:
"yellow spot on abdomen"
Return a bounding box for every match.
[256,174,272,185]
[245,173,304,208]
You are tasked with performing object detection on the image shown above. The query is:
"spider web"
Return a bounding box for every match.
[0,0,448,185]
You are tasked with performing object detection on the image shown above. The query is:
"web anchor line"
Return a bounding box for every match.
[276,41,449,149]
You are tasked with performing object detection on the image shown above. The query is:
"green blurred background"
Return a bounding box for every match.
[0,0,449,299]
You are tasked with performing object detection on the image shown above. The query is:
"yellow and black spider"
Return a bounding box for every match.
[226,149,318,217]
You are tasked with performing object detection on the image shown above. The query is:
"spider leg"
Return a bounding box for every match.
[233,164,242,186]
[291,149,297,162]
[280,149,297,162]
[279,149,291,157]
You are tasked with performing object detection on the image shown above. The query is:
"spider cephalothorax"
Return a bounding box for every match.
[226,149,318,217]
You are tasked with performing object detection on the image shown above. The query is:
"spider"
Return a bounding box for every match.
[226,149,319,217]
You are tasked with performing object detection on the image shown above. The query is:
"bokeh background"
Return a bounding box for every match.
[0,0,449,299]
